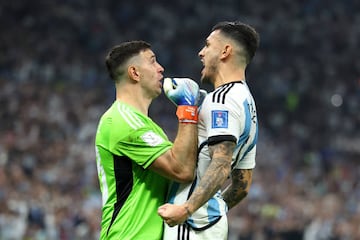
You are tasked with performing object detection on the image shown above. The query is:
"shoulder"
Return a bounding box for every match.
[210,81,248,104]
[103,101,149,132]
[200,82,244,112]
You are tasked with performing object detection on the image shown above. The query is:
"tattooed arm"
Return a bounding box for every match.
[185,140,235,212]
[158,140,235,226]
[222,169,253,209]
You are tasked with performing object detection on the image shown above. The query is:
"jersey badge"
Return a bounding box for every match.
[141,131,164,146]
[211,110,228,128]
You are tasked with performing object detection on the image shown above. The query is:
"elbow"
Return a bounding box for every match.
[175,171,195,183]
[242,190,249,199]
[239,187,250,201]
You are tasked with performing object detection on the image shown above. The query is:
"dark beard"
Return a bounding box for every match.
[201,60,217,84]
[201,66,217,85]
[201,75,212,84]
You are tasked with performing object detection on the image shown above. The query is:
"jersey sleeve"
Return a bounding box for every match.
[117,126,172,169]
[203,98,243,145]
[97,102,173,169]
[234,146,256,169]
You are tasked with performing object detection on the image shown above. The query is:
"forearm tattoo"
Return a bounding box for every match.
[187,141,235,211]
[223,169,252,209]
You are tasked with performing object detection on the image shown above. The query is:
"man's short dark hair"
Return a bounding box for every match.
[105,40,151,81]
[212,21,260,64]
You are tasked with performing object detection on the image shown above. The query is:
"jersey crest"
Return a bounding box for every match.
[141,130,164,146]
[211,110,228,128]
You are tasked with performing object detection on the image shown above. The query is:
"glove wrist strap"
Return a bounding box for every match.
[176,106,198,124]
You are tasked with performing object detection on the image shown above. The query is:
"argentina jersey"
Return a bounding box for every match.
[166,81,258,229]
[198,81,258,172]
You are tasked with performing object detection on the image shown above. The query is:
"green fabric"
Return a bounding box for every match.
[95,101,172,239]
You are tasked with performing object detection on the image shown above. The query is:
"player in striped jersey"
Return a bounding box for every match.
[158,21,260,239]
[95,41,201,239]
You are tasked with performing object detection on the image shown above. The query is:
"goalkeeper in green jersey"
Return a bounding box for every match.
[95,40,201,240]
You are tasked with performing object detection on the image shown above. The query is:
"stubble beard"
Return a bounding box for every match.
[201,64,217,86]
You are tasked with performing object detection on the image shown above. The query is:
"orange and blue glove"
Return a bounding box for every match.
[163,77,202,124]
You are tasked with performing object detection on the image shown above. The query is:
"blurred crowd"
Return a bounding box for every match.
[0,0,359,239]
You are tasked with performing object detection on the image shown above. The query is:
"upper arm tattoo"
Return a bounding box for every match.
[223,169,253,209]
[187,141,235,211]
[208,141,235,160]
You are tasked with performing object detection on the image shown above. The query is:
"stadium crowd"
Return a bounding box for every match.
[0,0,359,239]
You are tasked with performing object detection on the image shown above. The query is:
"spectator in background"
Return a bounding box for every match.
[0,1,359,239]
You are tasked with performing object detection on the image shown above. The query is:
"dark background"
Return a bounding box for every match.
[0,0,359,239]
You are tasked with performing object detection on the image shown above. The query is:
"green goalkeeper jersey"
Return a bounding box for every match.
[95,100,172,240]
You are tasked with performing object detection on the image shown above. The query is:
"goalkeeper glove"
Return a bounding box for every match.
[198,89,207,107]
[163,77,200,124]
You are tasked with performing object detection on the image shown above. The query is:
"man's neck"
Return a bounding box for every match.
[214,63,245,88]
[214,73,245,88]
[116,86,151,115]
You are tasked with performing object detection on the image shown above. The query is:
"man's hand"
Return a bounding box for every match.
[163,78,201,123]
[197,89,207,107]
[163,78,200,106]
[158,203,191,227]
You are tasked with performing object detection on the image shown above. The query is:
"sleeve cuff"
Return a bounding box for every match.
[208,135,237,146]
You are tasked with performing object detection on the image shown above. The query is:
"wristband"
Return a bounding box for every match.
[176,105,198,124]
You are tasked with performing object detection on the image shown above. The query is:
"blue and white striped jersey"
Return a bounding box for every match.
[167,80,258,229]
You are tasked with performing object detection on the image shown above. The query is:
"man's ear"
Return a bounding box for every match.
[220,45,232,60]
[128,66,140,82]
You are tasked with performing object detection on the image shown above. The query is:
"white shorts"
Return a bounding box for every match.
[163,216,228,240]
